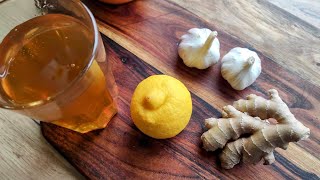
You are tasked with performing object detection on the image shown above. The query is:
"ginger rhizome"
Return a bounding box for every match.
[201,89,310,169]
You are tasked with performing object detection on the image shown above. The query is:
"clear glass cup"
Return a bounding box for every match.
[0,0,118,133]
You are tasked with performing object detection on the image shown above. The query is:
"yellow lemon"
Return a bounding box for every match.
[130,75,192,139]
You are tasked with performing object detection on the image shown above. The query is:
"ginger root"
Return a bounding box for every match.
[201,89,310,169]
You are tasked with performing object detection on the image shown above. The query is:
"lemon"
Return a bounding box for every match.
[130,75,192,139]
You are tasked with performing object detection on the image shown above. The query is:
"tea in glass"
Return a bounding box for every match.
[0,8,117,133]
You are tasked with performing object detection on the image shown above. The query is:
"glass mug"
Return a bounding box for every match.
[0,0,118,133]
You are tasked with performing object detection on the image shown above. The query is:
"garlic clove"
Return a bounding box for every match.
[221,47,261,90]
[178,28,220,69]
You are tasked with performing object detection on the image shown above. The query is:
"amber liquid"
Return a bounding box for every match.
[0,14,117,133]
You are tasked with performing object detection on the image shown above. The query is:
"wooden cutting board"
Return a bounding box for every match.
[41,0,320,179]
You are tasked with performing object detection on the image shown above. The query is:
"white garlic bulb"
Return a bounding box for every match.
[221,47,261,90]
[178,28,220,69]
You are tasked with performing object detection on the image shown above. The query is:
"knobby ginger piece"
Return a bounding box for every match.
[201,89,310,169]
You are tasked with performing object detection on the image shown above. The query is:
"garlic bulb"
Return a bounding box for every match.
[221,47,261,90]
[178,28,220,69]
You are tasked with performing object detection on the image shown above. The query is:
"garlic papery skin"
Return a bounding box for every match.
[178,28,220,69]
[221,47,261,90]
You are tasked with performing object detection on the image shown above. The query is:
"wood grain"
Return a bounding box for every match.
[171,0,320,87]
[0,0,40,40]
[40,0,320,179]
[266,0,320,29]
[41,30,320,179]
[85,0,320,155]
[0,0,317,179]
[92,0,320,86]
[0,109,83,179]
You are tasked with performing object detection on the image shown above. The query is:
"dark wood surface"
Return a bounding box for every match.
[41,0,320,179]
